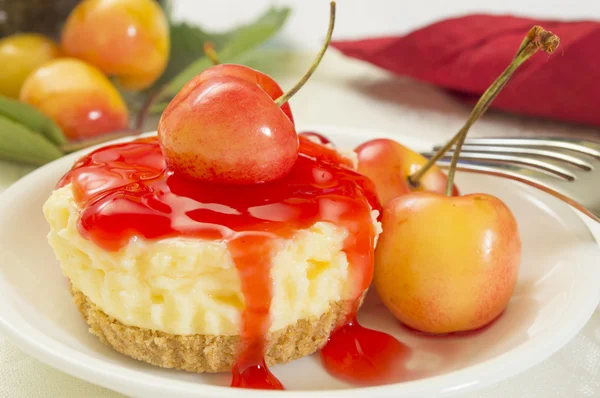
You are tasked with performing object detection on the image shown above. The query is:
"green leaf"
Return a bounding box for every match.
[148,22,214,91]
[151,6,291,101]
[0,115,63,166]
[0,95,67,146]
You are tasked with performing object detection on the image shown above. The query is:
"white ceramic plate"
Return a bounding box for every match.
[0,126,599,398]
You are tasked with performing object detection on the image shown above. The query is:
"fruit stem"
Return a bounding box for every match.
[275,2,336,107]
[444,27,559,196]
[204,41,220,65]
[407,26,560,192]
[135,89,161,131]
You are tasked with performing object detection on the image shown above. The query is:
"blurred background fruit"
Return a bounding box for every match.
[20,58,129,140]
[61,0,170,90]
[0,33,60,98]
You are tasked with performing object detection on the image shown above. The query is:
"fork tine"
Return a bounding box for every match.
[431,145,593,170]
[421,151,576,181]
[460,137,600,159]
[433,158,565,185]
[432,158,600,223]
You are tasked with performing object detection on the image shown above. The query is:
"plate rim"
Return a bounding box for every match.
[0,124,599,398]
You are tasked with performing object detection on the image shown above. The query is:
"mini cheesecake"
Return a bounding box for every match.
[44,135,381,375]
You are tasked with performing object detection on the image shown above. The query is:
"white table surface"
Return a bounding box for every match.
[2,1,600,397]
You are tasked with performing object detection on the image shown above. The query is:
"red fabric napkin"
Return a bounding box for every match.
[332,15,600,127]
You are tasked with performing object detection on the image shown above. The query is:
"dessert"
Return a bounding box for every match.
[44,134,381,382]
[43,2,409,388]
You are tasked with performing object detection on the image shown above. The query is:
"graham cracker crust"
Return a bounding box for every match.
[70,287,350,373]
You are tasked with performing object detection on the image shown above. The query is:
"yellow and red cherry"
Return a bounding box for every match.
[158,74,298,184]
[374,192,520,334]
[61,0,169,90]
[158,2,336,184]
[355,138,457,207]
[20,58,129,140]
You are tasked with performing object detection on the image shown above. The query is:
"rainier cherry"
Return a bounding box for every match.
[159,75,297,184]
[20,58,129,140]
[158,3,336,184]
[374,26,559,334]
[62,0,170,90]
[376,192,521,333]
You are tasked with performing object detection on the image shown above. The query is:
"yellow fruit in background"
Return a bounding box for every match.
[61,0,170,90]
[0,33,60,98]
[20,58,130,141]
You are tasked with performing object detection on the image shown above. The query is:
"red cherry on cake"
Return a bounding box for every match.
[158,74,297,184]
[158,2,336,185]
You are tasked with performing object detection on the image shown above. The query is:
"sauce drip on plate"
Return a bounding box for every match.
[321,316,412,385]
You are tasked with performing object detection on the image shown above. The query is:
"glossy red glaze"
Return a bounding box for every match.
[321,317,412,386]
[196,64,294,124]
[158,75,298,184]
[231,359,283,390]
[229,235,281,389]
[58,135,381,389]
[58,135,377,251]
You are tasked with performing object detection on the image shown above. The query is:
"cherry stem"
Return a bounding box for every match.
[135,89,161,131]
[204,41,220,65]
[407,26,560,195]
[444,27,559,195]
[275,1,336,107]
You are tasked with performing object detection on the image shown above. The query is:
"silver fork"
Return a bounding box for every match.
[422,137,600,223]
